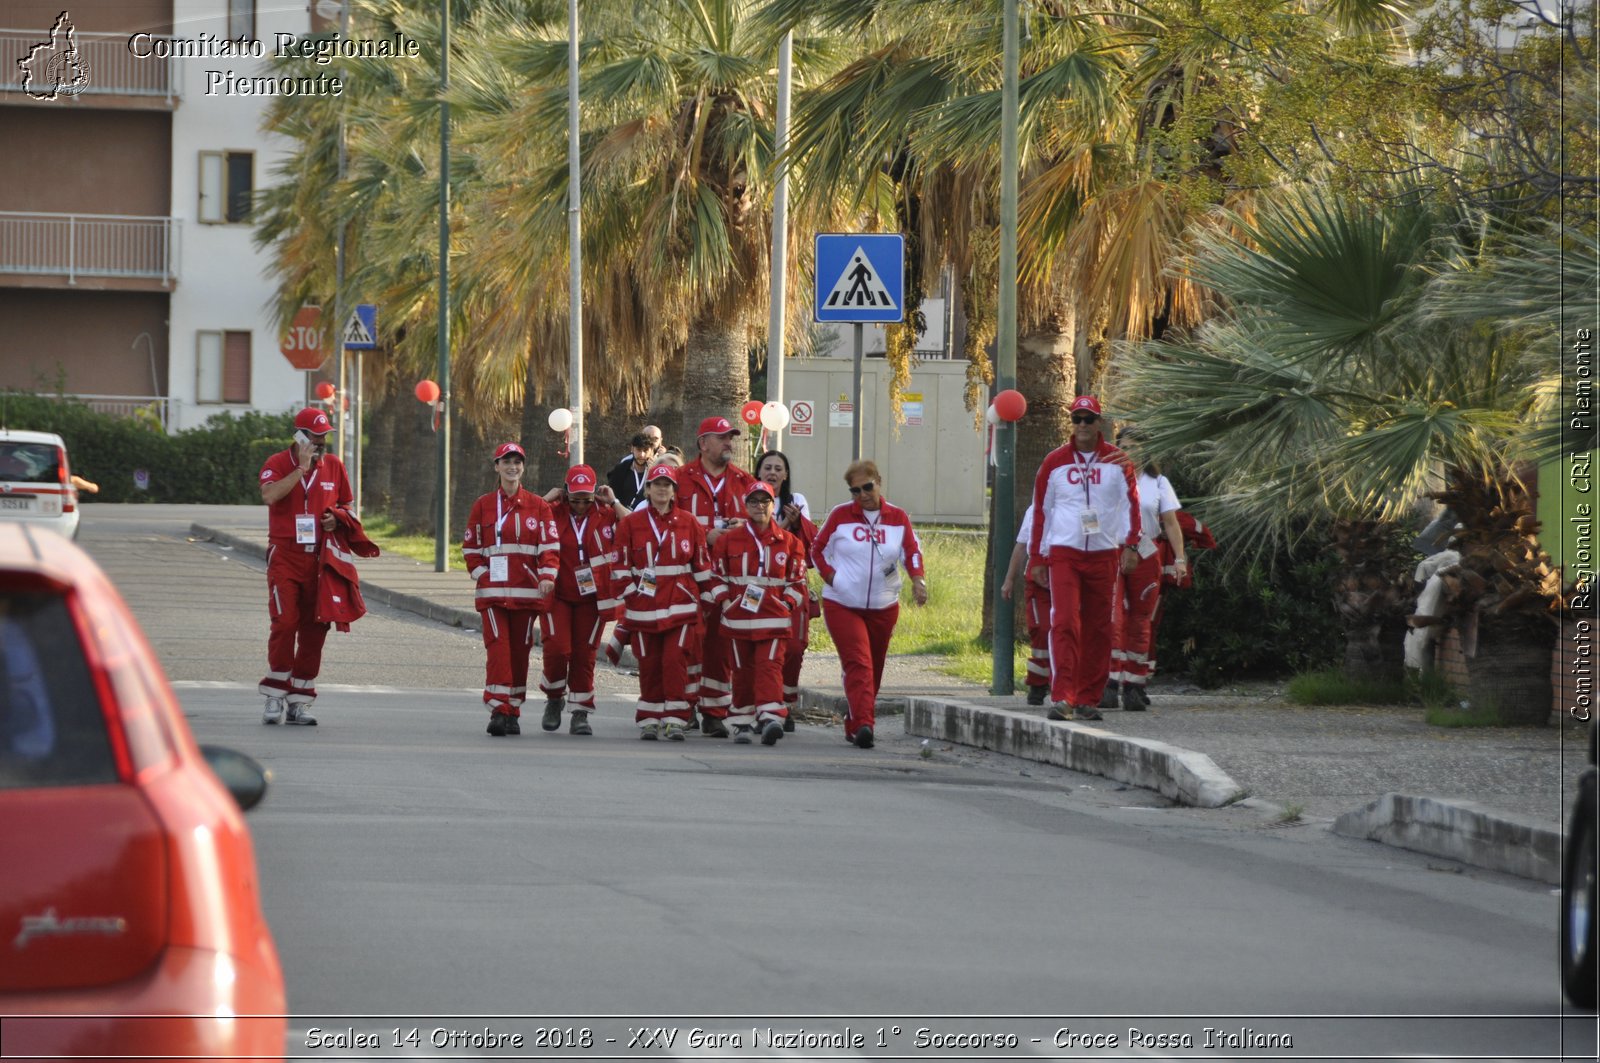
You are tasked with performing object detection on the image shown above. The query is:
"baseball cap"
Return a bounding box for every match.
[745,483,775,502]
[491,442,526,462]
[697,416,742,438]
[1069,396,1103,417]
[645,463,678,484]
[565,465,597,493]
[294,408,333,436]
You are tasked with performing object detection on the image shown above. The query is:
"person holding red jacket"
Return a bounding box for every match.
[615,463,710,741]
[1027,396,1141,721]
[538,464,623,736]
[709,482,806,745]
[258,407,352,727]
[676,415,760,737]
[811,459,928,749]
[463,442,560,737]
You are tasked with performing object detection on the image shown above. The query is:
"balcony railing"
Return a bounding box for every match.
[1,27,178,101]
[0,212,179,285]
[70,394,170,430]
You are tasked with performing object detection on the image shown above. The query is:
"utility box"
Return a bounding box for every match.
[773,358,986,525]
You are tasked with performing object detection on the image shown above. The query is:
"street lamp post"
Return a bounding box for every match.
[990,0,1020,695]
[434,0,452,572]
[567,0,583,466]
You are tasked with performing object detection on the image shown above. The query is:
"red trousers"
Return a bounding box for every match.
[1111,554,1162,687]
[728,637,789,727]
[693,607,732,718]
[481,606,537,717]
[262,543,330,707]
[634,626,694,725]
[1024,582,1052,690]
[783,603,812,710]
[1046,546,1118,707]
[541,597,603,710]
[822,599,899,740]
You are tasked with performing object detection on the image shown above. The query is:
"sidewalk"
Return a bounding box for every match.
[192,519,1587,885]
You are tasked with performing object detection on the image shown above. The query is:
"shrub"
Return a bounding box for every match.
[0,391,293,504]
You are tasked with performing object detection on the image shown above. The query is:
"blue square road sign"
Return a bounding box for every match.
[343,303,378,350]
[814,234,904,323]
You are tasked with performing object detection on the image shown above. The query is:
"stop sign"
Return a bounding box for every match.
[280,305,327,370]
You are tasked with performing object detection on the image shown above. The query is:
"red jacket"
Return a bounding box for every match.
[316,508,379,631]
[675,458,760,531]
[709,520,805,640]
[463,487,560,612]
[549,498,621,617]
[614,504,708,632]
[1159,510,1218,588]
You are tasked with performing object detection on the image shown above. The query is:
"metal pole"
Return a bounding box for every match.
[851,323,864,461]
[765,30,793,441]
[434,0,452,572]
[990,0,1020,695]
[352,351,362,517]
[333,0,349,477]
[567,0,583,466]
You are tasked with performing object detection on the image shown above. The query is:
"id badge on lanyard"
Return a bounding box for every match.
[575,566,597,596]
[489,555,509,583]
[739,583,766,612]
[1075,450,1102,539]
[295,514,318,545]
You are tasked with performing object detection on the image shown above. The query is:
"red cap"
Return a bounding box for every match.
[745,482,776,501]
[645,463,678,483]
[564,464,597,493]
[1069,395,1103,416]
[491,442,526,462]
[697,416,742,438]
[294,408,333,436]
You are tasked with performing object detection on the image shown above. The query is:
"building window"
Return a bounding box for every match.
[228,0,256,40]
[199,151,254,224]
[197,331,251,404]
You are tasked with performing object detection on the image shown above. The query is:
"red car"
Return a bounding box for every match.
[0,523,284,1059]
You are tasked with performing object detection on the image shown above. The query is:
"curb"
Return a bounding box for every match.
[1331,793,1562,884]
[903,697,1243,809]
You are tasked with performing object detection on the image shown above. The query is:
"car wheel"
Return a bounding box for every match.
[1563,769,1597,1008]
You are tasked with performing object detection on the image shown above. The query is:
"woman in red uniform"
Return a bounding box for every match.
[613,464,709,741]
[539,464,622,735]
[463,442,560,737]
[755,449,817,731]
[710,482,806,745]
[811,460,928,749]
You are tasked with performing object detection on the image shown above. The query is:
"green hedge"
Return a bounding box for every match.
[0,393,293,504]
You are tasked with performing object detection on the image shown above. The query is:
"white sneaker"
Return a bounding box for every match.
[262,696,285,725]
[285,704,318,726]
[662,721,686,742]
[639,721,660,741]
[732,724,753,744]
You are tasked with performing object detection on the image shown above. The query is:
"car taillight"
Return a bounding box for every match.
[58,446,74,512]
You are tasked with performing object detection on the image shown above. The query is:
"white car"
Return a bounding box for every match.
[0,430,80,539]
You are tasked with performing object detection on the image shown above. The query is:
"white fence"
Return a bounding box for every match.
[0,212,179,285]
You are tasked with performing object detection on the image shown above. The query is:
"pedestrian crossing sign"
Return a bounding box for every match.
[814,233,904,323]
[343,304,377,349]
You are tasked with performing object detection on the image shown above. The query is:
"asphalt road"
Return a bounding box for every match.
[75,506,1598,1061]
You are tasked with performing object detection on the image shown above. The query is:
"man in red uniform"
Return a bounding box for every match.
[258,407,351,726]
[616,464,709,741]
[675,416,759,737]
[463,442,560,737]
[539,464,622,736]
[709,483,805,745]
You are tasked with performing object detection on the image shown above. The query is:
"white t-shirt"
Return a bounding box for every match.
[1135,472,1181,557]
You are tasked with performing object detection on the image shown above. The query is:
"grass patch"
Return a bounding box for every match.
[1275,803,1305,824]
[1424,701,1503,727]
[361,514,466,571]
[1285,668,1410,706]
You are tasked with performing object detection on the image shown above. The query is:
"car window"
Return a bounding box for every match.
[0,591,115,788]
[0,443,62,485]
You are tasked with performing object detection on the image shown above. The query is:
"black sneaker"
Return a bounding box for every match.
[1046,704,1070,721]
[1026,686,1047,706]
[854,725,874,749]
[761,721,783,746]
[569,710,593,735]
[285,705,318,726]
[542,698,564,731]
[1122,684,1151,711]
[505,714,521,735]
[487,711,510,737]
[1073,705,1103,721]
[687,708,700,730]
[782,715,796,733]
[1099,682,1121,709]
[701,716,729,738]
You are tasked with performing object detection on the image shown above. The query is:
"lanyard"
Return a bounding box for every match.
[631,465,646,496]
[494,490,517,547]
[646,510,670,550]
[702,471,726,518]
[299,462,318,513]
[1072,448,1096,506]
[569,513,590,562]
[746,520,768,575]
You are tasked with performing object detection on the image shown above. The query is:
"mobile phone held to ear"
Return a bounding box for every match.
[294,429,312,448]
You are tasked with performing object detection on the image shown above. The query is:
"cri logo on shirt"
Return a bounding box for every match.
[851,527,887,543]
[1064,466,1103,485]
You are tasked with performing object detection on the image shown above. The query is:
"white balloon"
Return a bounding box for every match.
[760,401,790,431]
[547,407,574,432]
[985,403,1000,425]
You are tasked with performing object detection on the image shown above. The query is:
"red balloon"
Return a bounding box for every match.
[993,388,1028,422]
[415,379,440,404]
[314,381,336,400]
[740,399,764,425]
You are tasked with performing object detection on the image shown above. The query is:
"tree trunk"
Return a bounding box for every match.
[395,400,438,535]
[361,370,400,516]
[670,313,750,450]
[1329,518,1412,683]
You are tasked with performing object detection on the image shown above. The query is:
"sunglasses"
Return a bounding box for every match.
[1071,413,1099,424]
[747,496,774,506]
[848,483,877,495]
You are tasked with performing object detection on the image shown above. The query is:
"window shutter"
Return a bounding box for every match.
[223,331,251,404]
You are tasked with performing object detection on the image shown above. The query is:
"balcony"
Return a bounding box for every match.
[0,211,180,288]
[1,27,178,105]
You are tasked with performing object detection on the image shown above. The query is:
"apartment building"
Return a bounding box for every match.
[0,0,331,431]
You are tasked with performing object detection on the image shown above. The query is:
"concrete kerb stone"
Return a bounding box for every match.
[1332,793,1563,884]
[904,696,1243,809]
[189,523,480,630]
